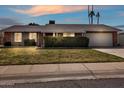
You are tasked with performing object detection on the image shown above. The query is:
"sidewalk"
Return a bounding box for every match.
[1,62,124,85]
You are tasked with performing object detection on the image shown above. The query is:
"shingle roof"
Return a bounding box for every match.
[44,24,86,33]
[0,24,121,33]
[45,24,121,32]
[0,25,45,32]
[118,31,124,34]
[83,24,121,32]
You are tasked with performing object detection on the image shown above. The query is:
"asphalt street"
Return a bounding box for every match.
[1,78,124,88]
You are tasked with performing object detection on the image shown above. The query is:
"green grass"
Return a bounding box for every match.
[0,48,124,65]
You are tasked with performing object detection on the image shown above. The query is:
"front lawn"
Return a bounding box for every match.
[0,48,124,65]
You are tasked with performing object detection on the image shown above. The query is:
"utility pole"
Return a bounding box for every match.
[88,5,95,24]
[92,5,93,11]
[91,5,94,24]
[88,5,90,24]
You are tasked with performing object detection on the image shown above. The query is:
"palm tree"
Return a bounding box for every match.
[96,12,100,24]
[28,22,39,26]
[89,10,95,24]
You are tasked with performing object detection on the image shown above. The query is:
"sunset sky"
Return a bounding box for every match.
[0,5,124,28]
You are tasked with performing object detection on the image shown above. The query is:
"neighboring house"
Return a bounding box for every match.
[118,31,124,46]
[0,21,121,47]
[0,31,4,46]
[114,26,124,46]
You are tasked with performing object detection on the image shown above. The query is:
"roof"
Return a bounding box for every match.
[0,25,45,32]
[44,24,86,33]
[45,24,122,32]
[118,31,124,34]
[0,24,122,33]
[84,24,122,32]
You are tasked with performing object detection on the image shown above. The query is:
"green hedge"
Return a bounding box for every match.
[24,39,36,46]
[44,37,89,47]
[4,42,11,46]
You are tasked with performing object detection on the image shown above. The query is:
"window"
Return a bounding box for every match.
[29,33,37,42]
[63,33,75,37]
[14,33,22,42]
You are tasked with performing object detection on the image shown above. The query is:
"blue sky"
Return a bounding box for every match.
[0,5,124,28]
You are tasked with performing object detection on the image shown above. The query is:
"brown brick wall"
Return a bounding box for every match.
[4,32,12,43]
[4,32,41,46]
[3,32,117,47]
[112,32,117,46]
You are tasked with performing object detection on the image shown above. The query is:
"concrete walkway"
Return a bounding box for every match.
[1,62,124,85]
[95,48,124,58]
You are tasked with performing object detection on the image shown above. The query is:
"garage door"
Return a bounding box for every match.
[86,33,113,47]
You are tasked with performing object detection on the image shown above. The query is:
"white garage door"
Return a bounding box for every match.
[86,33,113,47]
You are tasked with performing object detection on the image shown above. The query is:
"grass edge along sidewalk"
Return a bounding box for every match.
[0,48,124,65]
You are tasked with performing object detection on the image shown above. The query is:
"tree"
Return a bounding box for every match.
[89,10,95,24]
[96,12,100,24]
[28,22,39,26]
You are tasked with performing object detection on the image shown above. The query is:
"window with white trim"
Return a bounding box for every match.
[14,33,22,42]
[63,33,75,37]
[29,33,37,42]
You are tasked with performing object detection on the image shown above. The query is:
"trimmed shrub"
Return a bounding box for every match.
[24,39,36,46]
[4,42,11,46]
[44,37,89,48]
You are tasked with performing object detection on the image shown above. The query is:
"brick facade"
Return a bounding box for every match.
[2,31,118,47]
[4,32,12,43]
[112,32,118,46]
[3,32,41,46]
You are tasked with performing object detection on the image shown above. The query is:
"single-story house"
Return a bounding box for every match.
[118,31,124,46]
[0,31,4,46]
[0,21,121,47]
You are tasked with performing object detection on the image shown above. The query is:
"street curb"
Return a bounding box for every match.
[1,71,124,86]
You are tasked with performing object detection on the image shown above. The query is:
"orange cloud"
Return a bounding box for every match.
[14,5,87,16]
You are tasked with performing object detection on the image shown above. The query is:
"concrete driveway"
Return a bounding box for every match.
[95,48,124,58]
